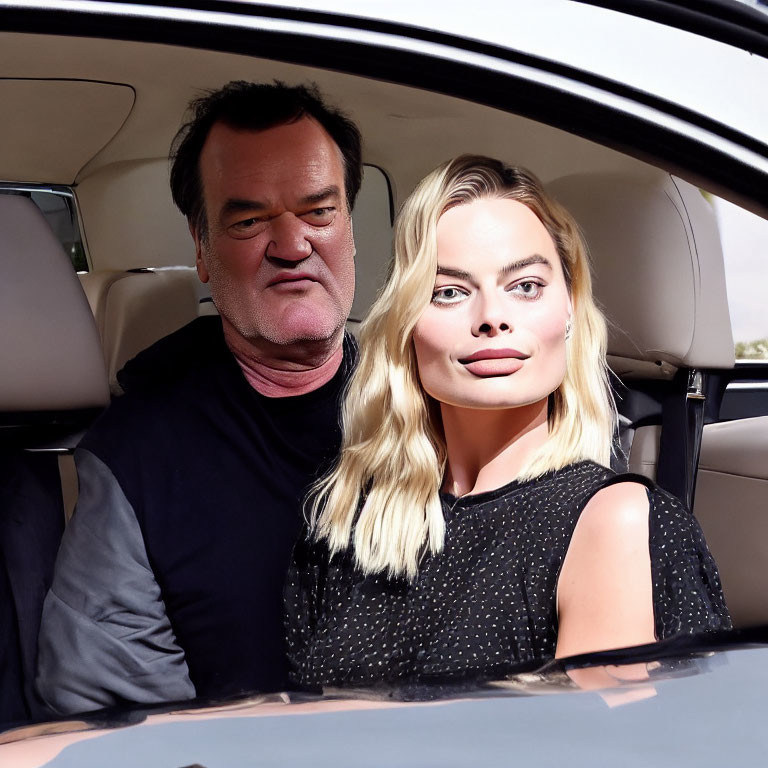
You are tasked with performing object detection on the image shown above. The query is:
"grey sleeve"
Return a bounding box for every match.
[36,448,195,715]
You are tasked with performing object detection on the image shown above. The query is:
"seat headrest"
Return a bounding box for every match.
[0,195,109,411]
[548,173,734,373]
[79,267,201,395]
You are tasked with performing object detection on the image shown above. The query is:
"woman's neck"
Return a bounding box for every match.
[441,399,549,497]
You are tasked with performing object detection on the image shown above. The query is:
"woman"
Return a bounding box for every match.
[285,155,730,689]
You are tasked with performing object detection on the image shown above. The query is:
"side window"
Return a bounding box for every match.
[715,196,768,420]
[0,185,87,272]
[350,165,393,323]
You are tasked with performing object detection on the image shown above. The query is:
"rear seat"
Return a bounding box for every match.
[0,195,109,725]
[79,267,204,395]
[694,417,768,627]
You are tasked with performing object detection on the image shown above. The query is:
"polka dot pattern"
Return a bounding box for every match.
[285,461,730,689]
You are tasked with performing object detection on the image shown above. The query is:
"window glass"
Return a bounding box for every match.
[714,196,768,421]
[0,185,87,272]
[350,165,393,323]
[715,197,768,360]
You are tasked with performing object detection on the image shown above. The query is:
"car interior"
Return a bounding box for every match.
[1,27,766,725]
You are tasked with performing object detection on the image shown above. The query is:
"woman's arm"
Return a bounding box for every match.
[555,481,656,659]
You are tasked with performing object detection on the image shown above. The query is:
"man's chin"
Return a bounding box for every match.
[265,329,341,347]
[220,303,348,353]
[263,304,348,346]
[259,317,346,349]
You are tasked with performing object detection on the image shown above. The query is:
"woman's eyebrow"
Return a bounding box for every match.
[436,266,473,280]
[436,255,552,282]
[501,254,552,275]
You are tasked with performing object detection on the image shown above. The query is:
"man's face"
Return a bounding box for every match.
[193,117,356,350]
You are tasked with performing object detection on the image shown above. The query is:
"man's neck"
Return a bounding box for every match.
[222,320,345,398]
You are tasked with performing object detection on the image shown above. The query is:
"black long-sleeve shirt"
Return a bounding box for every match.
[38,317,355,713]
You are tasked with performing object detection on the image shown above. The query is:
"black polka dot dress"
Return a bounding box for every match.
[284,461,730,689]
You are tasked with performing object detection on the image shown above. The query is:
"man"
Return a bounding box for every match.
[36,81,362,713]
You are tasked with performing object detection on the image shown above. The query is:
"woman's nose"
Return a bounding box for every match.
[472,292,512,337]
[265,212,312,263]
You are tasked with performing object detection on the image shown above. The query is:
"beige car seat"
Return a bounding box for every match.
[0,194,109,721]
[548,171,733,479]
[79,267,202,395]
[550,172,768,628]
[695,417,768,626]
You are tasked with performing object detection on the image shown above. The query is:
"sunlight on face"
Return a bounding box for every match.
[412,197,572,412]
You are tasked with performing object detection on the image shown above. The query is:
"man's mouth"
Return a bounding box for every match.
[267,272,319,287]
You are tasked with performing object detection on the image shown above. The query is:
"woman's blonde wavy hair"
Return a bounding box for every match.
[310,155,616,580]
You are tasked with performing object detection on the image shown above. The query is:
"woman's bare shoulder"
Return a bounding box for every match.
[555,478,655,657]
[575,480,651,543]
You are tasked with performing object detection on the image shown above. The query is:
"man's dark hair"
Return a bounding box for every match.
[170,81,363,238]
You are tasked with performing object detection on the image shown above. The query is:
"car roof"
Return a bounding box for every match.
[1,1,766,220]
[214,0,768,149]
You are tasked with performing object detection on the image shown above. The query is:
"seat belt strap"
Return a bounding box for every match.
[656,369,706,512]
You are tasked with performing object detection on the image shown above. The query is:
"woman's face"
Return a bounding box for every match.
[412,197,572,411]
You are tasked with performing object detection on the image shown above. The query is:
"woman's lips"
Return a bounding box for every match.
[459,348,528,377]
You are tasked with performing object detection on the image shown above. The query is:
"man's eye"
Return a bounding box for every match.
[510,281,544,299]
[431,286,468,305]
[303,207,336,225]
[228,217,266,238]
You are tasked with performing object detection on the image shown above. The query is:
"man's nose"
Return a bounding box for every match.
[265,212,312,263]
[472,292,512,337]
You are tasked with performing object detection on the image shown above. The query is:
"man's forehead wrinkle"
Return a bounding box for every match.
[221,156,339,195]
[222,157,329,187]
[222,197,270,213]
[199,118,347,229]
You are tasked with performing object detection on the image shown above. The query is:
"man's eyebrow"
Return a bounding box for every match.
[298,185,341,206]
[219,186,341,218]
[435,255,552,282]
[221,198,269,216]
